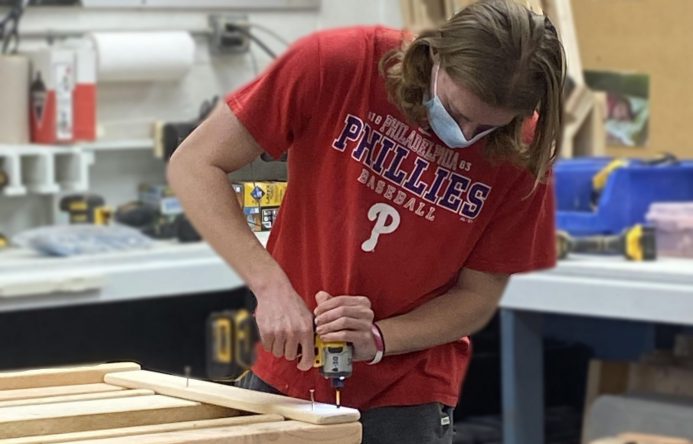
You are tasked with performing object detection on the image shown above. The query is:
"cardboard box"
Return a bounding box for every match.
[139,184,182,216]
[29,46,96,144]
[232,181,287,232]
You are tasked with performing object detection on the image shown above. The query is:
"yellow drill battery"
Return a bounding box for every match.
[206,309,259,381]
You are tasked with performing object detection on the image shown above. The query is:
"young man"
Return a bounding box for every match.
[168,1,565,442]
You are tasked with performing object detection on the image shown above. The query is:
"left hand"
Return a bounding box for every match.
[313,291,377,362]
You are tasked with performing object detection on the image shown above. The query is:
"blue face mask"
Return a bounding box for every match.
[424,64,498,149]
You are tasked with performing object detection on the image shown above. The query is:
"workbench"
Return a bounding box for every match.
[0,232,268,313]
[3,234,692,443]
[499,255,693,444]
[0,362,361,443]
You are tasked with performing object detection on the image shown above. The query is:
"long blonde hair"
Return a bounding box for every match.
[380,0,566,182]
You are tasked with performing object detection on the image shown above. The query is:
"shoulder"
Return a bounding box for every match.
[310,25,406,65]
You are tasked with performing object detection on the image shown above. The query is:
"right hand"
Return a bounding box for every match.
[254,285,315,371]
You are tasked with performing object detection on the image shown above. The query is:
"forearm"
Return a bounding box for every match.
[376,286,499,356]
[167,159,291,296]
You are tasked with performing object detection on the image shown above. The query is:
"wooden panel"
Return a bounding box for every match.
[0,389,154,408]
[105,370,360,425]
[543,0,583,85]
[572,0,693,158]
[0,395,237,439]
[583,360,629,416]
[74,420,362,444]
[627,363,693,398]
[2,415,284,444]
[0,383,124,402]
[0,363,141,390]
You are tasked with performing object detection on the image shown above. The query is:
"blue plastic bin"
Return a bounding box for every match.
[554,157,693,236]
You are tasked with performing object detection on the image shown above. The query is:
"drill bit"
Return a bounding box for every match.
[184,366,191,388]
[335,389,341,408]
[309,389,315,411]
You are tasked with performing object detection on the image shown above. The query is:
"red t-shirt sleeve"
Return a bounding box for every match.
[464,171,557,275]
[226,33,320,159]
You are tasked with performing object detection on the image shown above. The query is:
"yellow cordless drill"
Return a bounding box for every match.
[556,224,656,261]
[313,336,353,408]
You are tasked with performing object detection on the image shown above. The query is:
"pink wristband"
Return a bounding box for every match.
[368,323,385,365]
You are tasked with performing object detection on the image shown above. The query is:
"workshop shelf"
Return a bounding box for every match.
[0,139,154,197]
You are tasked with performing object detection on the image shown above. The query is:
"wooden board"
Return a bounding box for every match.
[572,0,693,158]
[2,415,285,444]
[105,370,360,425]
[0,363,141,390]
[0,383,124,402]
[542,0,583,85]
[0,395,237,439]
[0,363,362,443]
[583,360,630,418]
[74,420,361,444]
[0,388,154,408]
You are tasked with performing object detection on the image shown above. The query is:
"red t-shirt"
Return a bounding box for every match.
[227,26,556,410]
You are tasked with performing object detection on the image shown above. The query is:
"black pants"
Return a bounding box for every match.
[236,372,454,444]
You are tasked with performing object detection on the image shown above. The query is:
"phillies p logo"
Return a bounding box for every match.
[361,203,401,252]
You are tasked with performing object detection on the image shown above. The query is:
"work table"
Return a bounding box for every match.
[0,232,269,313]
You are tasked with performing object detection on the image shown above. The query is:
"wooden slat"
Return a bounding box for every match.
[1,414,284,444]
[74,420,362,444]
[0,363,140,390]
[105,370,360,425]
[543,0,584,84]
[574,91,607,157]
[0,394,237,439]
[0,383,124,402]
[0,388,154,408]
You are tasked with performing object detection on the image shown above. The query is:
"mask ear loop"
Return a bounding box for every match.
[432,62,440,98]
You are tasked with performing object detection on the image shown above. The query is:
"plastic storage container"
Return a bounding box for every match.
[646,202,693,258]
[555,158,693,236]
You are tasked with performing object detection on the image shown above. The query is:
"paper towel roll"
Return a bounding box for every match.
[89,31,195,83]
[0,55,30,144]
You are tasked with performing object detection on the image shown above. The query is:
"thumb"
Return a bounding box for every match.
[315,290,332,305]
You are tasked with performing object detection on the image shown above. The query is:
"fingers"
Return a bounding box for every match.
[320,329,372,345]
[315,305,374,328]
[297,330,316,371]
[316,316,371,335]
[313,295,371,317]
[315,290,332,305]
[284,335,299,361]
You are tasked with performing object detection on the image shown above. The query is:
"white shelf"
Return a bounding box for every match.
[0,140,154,197]
[76,139,155,152]
[0,231,270,312]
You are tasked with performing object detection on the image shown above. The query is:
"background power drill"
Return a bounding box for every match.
[59,194,111,225]
[206,309,259,383]
[557,224,657,261]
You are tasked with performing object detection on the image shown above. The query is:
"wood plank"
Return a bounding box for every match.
[74,420,362,444]
[574,91,606,156]
[1,415,284,444]
[583,360,629,418]
[0,363,140,390]
[627,363,693,398]
[543,0,584,85]
[105,370,360,425]
[0,394,237,439]
[0,388,154,408]
[0,383,124,402]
